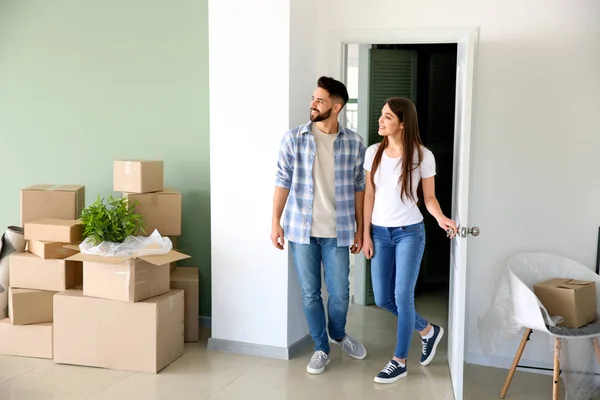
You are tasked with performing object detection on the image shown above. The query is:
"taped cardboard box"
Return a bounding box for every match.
[125,189,182,236]
[28,240,79,260]
[10,252,83,291]
[534,278,598,328]
[0,319,53,359]
[170,267,199,342]
[21,185,85,226]
[114,160,163,194]
[9,288,56,325]
[54,289,184,373]
[65,249,190,302]
[25,219,83,243]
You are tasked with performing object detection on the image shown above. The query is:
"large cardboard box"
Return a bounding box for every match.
[24,219,83,243]
[9,288,56,325]
[28,240,79,260]
[125,189,182,236]
[54,289,184,373]
[0,319,53,359]
[10,253,83,291]
[534,278,598,328]
[66,250,190,302]
[114,160,163,194]
[170,267,199,343]
[21,185,85,226]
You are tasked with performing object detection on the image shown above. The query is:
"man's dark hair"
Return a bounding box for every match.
[317,76,349,107]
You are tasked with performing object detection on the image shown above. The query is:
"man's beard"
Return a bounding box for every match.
[310,107,333,122]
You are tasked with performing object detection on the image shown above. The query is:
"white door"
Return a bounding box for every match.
[447,30,479,400]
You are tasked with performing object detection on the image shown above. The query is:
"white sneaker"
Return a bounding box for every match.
[307,350,331,374]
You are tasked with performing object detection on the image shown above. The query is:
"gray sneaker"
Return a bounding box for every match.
[329,334,367,360]
[306,350,330,375]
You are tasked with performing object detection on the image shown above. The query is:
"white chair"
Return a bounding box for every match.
[500,253,600,400]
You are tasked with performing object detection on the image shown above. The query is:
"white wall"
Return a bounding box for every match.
[209,0,310,348]
[316,0,600,367]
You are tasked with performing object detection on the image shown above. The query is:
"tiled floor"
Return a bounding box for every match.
[0,291,566,400]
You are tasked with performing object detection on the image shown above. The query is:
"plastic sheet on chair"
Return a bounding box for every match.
[478,253,600,400]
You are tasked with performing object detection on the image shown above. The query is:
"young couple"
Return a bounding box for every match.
[271,76,457,384]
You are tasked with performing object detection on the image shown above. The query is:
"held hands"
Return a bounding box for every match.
[271,223,285,250]
[437,216,458,238]
[351,231,363,254]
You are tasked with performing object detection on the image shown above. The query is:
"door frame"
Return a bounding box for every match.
[329,26,479,400]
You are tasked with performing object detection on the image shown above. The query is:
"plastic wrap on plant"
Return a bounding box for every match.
[478,253,600,400]
[79,229,172,257]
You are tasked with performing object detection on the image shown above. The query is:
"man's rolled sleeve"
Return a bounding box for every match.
[354,138,366,192]
[275,131,294,189]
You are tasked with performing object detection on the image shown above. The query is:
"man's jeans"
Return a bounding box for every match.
[290,237,350,354]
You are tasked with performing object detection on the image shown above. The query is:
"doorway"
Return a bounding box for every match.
[331,27,479,400]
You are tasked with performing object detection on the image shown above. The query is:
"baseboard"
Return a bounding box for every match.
[207,334,312,361]
[467,350,554,376]
[198,316,211,327]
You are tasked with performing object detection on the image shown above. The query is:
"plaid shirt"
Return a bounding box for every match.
[275,121,366,247]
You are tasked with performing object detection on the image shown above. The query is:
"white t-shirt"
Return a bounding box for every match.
[310,123,337,238]
[363,144,436,227]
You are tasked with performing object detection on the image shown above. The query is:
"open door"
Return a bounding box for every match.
[447,29,479,400]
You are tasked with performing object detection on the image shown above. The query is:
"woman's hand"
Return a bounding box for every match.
[363,235,374,259]
[437,216,458,238]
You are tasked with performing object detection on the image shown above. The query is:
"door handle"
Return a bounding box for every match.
[447,226,480,238]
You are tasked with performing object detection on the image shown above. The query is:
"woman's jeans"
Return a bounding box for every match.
[370,222,428,359]
[290,237,349,354]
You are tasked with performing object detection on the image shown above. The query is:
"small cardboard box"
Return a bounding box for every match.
[53,289,184,373]
[25,219,83,244]
[21,185,85,226]
[534,278,598,328]
[9,288,56,325]
[170,267,199,343]
[0,319,53,359]
[114,160,163,194]
[66,250,190,302]
[125,189,182,236]
[10,253,83,291]
[28,240,79,260]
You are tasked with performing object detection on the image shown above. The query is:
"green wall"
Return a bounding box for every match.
[0,1,212,316]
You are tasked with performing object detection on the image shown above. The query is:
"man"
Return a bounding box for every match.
[271,76,367,375]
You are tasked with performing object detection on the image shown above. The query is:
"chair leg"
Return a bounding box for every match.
[593,337,600,366]
[553,338,560,400]
[500,328,532,399]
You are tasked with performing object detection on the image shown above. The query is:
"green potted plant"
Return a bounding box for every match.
[80,195,145,246]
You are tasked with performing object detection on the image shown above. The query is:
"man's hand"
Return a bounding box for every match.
[351,230,363,254]
[271,223,285,250]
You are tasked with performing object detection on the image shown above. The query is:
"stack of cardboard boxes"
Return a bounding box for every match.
[0,159,200,373]
[0,185,85,359]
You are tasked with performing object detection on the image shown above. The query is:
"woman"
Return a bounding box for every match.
[363,97,457,384]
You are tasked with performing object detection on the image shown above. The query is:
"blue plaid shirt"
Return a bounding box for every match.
[275,121,366,247]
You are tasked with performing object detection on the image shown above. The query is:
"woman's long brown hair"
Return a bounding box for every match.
[370,97,423,203]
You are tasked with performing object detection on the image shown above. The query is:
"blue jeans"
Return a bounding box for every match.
[290,238,350,354]
[370,222,428,359]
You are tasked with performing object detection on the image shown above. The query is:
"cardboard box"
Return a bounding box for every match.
[10,253,83,291]
[54,289,184,373]
[0,319,53,359]
[21,185,85,226]
[114,160,163,194]
[9,288,56,325]
[534,278,598,328]
[125,189,182,236]
[66,250,190,302]
[170,267,199,342]
[24,219,83,243]
[28,240,79,260]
